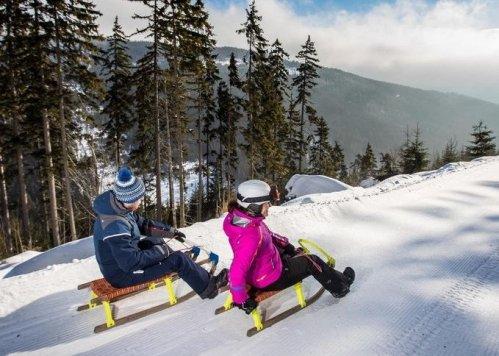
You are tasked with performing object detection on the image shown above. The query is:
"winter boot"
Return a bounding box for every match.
[199,268,228,299]
[330,267,355,298]
[343,267,355,286]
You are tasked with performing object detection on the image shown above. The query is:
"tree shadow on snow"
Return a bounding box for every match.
[0,289,101,354]
[478,180,499,190]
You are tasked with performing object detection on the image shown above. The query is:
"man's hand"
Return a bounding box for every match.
[154,243,172,257]
[235,298,258,314]
[173,229,186,243]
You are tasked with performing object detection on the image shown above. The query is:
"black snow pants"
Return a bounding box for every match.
[260,254,349,296]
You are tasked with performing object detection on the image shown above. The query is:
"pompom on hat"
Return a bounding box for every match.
[113,166,145,204]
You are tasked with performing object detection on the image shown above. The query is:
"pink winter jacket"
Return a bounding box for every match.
[223,208,288,304]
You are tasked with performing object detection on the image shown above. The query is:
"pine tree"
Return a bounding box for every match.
[332,141,348,181]
[224,52,243,200]
[237,0,268,178]
[360,143,376,180]
[215,80,230,213]
[308,113,335,177]
[348,154,363,185]
[400,125,429,174]
[376,152,398,180]
[186,0,219,220]
[130,0,167,221]
[48,0,103,242]
[263,39,289,185]
[441,137,459,165]
[466,121,496,159]
[292,35,321,173]
[101,16,133,167]
[26,0,61,246]
[284,93,301,174]
[1,0,31,246]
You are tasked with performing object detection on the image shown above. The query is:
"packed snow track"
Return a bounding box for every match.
[1,157,498,355]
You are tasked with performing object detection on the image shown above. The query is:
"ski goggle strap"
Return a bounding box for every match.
[237,193,271,204]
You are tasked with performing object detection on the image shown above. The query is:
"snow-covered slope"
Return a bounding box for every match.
[0,251,41,279]
[1,157,498,355]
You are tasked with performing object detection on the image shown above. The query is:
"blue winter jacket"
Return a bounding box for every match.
[92,190,173,286]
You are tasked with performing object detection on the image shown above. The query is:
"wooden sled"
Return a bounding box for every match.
[77,256,211,333]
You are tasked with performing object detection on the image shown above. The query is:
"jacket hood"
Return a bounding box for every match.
[93,190,128,216]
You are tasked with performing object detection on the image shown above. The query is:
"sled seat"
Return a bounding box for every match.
[89,275,176,302]
[77,274,179,331]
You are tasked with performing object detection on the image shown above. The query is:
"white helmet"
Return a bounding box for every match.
[237,180,271,208]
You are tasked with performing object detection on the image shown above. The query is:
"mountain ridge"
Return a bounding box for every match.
[124,41,499,161]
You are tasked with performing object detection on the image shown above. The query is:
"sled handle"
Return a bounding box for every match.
[298,239,336,267]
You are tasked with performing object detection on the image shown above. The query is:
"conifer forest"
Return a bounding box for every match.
[0,0,497,256]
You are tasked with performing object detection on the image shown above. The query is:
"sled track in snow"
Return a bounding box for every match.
[379,248,499,355]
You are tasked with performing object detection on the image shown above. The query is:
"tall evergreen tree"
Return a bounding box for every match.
[261,39,289,185]
[360,142,376,179]
[224,52,243,199]
[1,0,31,246]
[348,153,363,185]
[441,137,460,165]
[101,16,133,167]
[292,35,321,173]
[48,0,103,242]
[26,0,61,246]
[400,125,429,174]
[130,0,166,221]
[187,0,219,221]
[308,113,335,177]
[284,93,301,174]
[237,0,268,178]
[332,141,348,181]
[466,121,496,159]
[376,152,398,180]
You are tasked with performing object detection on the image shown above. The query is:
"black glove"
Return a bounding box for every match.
[235,298,258,315]
[138,236,165,250]
[154,243,172,257]
[283,243,297,257]
[173,229,186,243]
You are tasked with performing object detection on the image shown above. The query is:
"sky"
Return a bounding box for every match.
[93,0,499,104]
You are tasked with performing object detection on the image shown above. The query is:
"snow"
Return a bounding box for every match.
[4,237,94,279]
[0,251,41,279]
[359,176,379,188]
[284,174,353,201]
[1,157,498,355]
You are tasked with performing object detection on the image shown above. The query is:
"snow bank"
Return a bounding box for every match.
[0,251,41,279]
[284,157,498,207]
[4,237,94,279]
[359,177,379,188]
[285,174,352,200]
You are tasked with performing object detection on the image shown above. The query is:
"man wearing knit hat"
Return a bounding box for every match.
[92,166,227,299]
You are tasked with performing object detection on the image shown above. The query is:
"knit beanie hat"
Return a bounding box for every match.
[113,167,145,204]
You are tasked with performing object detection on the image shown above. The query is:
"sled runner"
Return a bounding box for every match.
[77,248,217,333]
[215,239,335,337]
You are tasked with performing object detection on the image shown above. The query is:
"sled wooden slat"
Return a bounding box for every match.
[93,289,197,333]
[247,287,326,337]
[90,274,176,302]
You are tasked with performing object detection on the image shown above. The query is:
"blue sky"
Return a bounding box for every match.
[207,0,438,14]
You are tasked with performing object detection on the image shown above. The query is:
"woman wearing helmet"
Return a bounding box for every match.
[223,180,355,314]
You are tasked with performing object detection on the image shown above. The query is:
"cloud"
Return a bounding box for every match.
[94,0,499,103]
